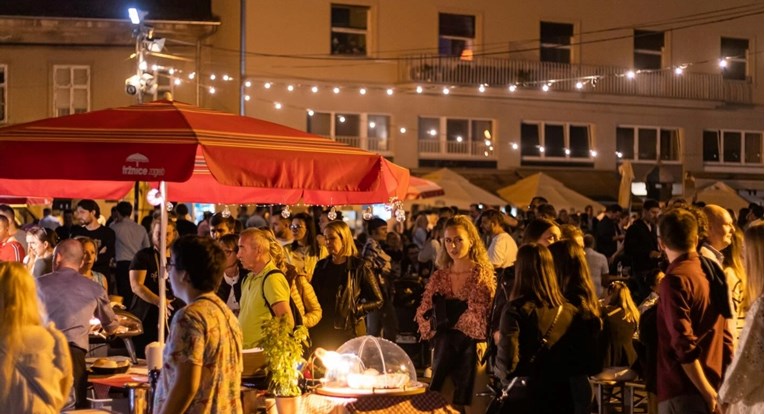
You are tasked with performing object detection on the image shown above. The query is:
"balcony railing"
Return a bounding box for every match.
[333,135,392,155]
[418,138,496,159]
[400,55,754,104]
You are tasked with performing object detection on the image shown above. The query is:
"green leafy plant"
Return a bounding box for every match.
[257,315,309,397]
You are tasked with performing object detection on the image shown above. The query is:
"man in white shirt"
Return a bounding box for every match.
[480,209,518,270]
[584,234,609,297]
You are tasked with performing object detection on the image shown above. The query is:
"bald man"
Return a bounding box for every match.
[37,239,122,408]
[701,205,735,267]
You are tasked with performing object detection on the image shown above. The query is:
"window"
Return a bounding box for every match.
[616,126,680,162]
[53,65,90,117]
[521,121,592,160]
[634,30,664,70]
[721,37,748,80]
[419,116,494,157]
[307,111,390,152]
[703,129,763,165]
[331,4,369,56]
[0,64,6,123]
[540,22,573,63]
[439,13,475,59]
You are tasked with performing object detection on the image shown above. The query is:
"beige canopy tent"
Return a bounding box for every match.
[694,181,749,211]
[408,168,507,209]
[497,172,605,213]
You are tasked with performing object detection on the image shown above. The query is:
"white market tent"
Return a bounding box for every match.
[410,168,507,210]
[694,181,750,211]
[497,172,605,213]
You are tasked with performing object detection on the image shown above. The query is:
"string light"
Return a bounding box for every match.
[173,78,181,86]
[386,88,394,96]
[541,84,550,92]
[333,87,340,94]
[222,75,231,81]
[718,58,728,68]
[244,80,252,87]
[274,102,282,109]
[478,84,486,93]
[575,81,584,89]
[188,72,195,80]
[416,86,423,94]
[399,127,407,133]
[456,136,463,143]
[508,84,517,92]
[511,143,519,150]
[359,88,367,95]
[168,68,175,75]
[263,81,271,88]
[564,148,571,155]
[307,109,314,116]
[442,87,450,95]
[210,74,216,81]
[287,84,294,91]
[311,86,319,93]
[590,150,598,157]
[209,86,216,94]
[616,151,623,158]
[244,95,251,101]
[369,121,376,129]
[626,70,636,79]
[674,66,684,75]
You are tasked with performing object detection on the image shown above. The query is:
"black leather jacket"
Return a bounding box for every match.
[318,255,384,335]
[215,265,248,306]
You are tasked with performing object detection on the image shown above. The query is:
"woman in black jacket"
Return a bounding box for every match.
[495,243,577,414]
[310,220,383,351]
[214,233,249,315]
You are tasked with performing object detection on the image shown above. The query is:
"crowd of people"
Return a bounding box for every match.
[0,198,762,414]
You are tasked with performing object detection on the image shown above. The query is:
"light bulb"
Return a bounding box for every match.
[274,102,282,109]
[542,84,550,92]
[484,139,491,146]
[539,146,545,153]
[146,188,163,206]
[174,78,181,86]
[222,75,230,81]
[166,202,174,212]
[429,129,437,136]
[718,59,728,68]
[311,86,319,93]
[508,85,517,92]
[221,205,231,218]
[369,121,376,129]
[362,207,373,221]
[456,136,463,143]
[328,206,337,221]
[478,84,486,93]
[168,68,175,75]
[263,82,271,89]
[287,84,294,91]
[151,64,158,71]
[209,87,216,94]
[210,74,216,81]
[188,72,196,80]
[575,81,584,89]
[511,143,519,150]
[616,151,623,158]
[359,88,367,95]
[338,115,346,123]
[333,87,340,94]
[590,150,598,157]
[442,87,450,95]
[244,95,251,101]
[626,70,636,79]
[307,109,314,116]
[564,148,571,155]
[399,127,406,134]
[674,67,684,75]
[416,86,423,94]
[281,206,291,218]
[386,88,394,96]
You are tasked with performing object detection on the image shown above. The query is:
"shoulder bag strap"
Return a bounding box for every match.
[261,269,284,317]
[529,305,564,364]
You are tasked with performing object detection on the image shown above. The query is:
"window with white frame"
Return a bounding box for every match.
[703,129,762,165]
[307,111,390,151]
[439,13,475,59]
[53,65,90,117]
[521,121,591,159]
[634,30,664,70]
[419,116,494,156]
[720,37,748,81]
[540,22,573,63]
[0,64,6,123]
[331,4,369,56]
[616,126,680,162]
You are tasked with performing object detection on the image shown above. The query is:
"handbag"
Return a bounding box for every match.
[486,305,564,414]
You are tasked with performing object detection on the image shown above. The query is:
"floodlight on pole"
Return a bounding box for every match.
[128,8,147,25]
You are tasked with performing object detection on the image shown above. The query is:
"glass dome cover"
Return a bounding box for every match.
[320,336,420,393]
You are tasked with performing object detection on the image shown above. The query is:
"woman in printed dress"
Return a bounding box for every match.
[416,215,495,414]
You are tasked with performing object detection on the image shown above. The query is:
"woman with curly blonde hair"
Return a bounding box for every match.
[0,262,72,412]
[417,215,495,413]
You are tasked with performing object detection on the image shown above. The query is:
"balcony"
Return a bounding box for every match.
[418,138,496,160]
[400,55,754,104]
[333,135,392,156]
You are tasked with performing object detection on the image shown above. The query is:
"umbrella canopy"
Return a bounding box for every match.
[413,168,507,209]
[405,176,445,200]
[695,181,749,211]
[0,100,409,205]
[497,172,605,213]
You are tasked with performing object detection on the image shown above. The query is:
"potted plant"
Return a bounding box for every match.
[257,315,310,414]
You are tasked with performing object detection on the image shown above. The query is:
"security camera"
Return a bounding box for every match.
[125,75,141,96]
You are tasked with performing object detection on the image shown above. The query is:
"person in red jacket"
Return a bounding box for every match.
[0,215,24,262]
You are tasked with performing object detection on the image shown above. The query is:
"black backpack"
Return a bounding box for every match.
[261,269,304,329]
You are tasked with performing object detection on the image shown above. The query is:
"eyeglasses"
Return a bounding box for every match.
[289,224,304,230]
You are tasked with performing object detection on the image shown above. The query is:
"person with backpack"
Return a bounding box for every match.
[237,228,296,348]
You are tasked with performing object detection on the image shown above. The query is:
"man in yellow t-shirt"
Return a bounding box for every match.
[237,228,293,348]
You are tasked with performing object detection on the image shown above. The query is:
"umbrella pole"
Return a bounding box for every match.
[158,180,168,345]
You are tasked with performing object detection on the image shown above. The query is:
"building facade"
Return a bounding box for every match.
[1,1,762,205]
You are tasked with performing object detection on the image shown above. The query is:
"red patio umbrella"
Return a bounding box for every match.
[405,176,445,200]
[0,100,408,205]
[0,99,410,344]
